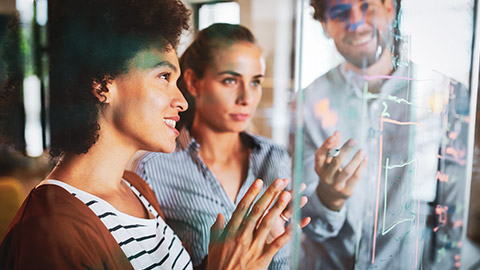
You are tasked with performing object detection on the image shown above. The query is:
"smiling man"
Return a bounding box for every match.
[300,0,470,269]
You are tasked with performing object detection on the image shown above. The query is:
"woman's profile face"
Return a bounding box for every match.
[193,41,265,133]
[106,47,187,153]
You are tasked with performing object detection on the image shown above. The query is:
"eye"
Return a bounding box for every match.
[335,10,350,21]
[157,72,171,81]
[361,2,369,12]
[222,77,237,85]
[251,79,262,87]
[329,4,352,22]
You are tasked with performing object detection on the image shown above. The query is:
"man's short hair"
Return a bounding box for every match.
[310,0,387,22]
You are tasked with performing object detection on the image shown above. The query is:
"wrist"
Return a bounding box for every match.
[316,188,345,212]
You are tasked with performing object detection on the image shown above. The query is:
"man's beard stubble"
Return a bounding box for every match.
[339,29,390,70]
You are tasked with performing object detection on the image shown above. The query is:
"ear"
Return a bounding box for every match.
[384,0,396,23]
[92,76,113,104]
[183,69,201,97]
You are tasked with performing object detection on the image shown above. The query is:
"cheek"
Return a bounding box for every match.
[252,91,262,108]
[151,94,171,115]
[199,90,233,111]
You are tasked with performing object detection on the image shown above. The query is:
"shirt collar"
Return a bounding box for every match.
[336,61,411,98]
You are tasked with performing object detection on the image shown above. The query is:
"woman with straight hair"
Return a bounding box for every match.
[133,23,310,269]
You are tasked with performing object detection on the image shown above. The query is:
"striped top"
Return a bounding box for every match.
[132,128,292,269]
[40,179,192,270]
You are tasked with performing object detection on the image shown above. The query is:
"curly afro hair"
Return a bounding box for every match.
[47,0,190,158]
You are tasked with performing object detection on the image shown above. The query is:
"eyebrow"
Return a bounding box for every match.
[154,61,178,73]
[329,3,352,19]
[217,70,242,77]
[217,71,264,79]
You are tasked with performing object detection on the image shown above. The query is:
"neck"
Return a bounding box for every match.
[190,120,244,163]
[46,124,137,194]
[344,50,394,94]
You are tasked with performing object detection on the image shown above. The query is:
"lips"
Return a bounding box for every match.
[346,32,374,47]
[163,116,180,135]
[163,119,176,128]
[230,113,250,121]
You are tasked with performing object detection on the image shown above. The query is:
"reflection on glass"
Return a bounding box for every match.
[295,0,477,269]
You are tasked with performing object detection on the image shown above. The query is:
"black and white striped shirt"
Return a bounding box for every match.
[40,179,192,270]
[132,128,292,269]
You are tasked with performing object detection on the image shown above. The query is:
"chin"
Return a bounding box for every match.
[147,140,176,153]
[162,146,176,154]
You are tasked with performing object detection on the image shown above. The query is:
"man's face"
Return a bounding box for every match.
[321,0,395,69]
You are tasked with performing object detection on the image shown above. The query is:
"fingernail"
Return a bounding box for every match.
[274,179,283,188]
[328,136,335,143]
[255,180,263,188]
[348,139,357,147]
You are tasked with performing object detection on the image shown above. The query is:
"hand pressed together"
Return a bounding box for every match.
[207,178,310,270]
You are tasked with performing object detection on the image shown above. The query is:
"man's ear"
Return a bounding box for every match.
[183,69,201,97]
[384,0,396,22]
[92,76,113,104]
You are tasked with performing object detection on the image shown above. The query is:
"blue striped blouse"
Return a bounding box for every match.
[132,128,292,269]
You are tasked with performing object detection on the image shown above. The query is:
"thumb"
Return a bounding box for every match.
[315,131,341,165]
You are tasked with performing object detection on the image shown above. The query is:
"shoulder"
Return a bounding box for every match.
[123,171,165,219]
[300,64,344,107]
[247,133,290,161]
[0,186,124,269]
[304,64,343,93]
[133,147,188,170]
[134,151,171,167]
[5,185,106,237]
[14,184,92,221]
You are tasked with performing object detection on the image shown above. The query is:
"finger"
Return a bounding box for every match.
[298,182,306,193]
[280,194,308,223]
[315,131,341,167]
[264,223,294,260]
[266,178,290,210]
[344,157,367,195]
[325,138,357,179]
[226,179,263,234]
[334,149,365,188]
[243,179,286,233]
[254,191,291,243]
[209,213,225,248]
[300,217,311,228]
[300,195,308,208]
[283,182,306,210]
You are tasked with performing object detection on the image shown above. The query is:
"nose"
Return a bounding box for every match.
[236,81,254,106]
[347,2,367,32]
[172,86,188,112]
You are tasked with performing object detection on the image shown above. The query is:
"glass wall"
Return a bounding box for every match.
[293,0,479,269]
[2,0,480,268]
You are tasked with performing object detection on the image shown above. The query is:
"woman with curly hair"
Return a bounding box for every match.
[0,1,297,269]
